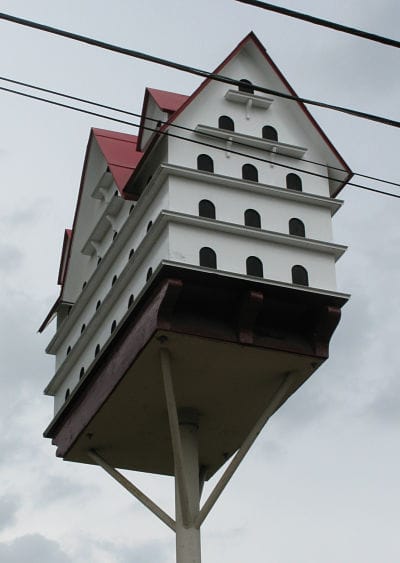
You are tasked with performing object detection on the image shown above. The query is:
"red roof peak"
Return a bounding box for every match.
[147,88,189,113]
[92,128,143,193]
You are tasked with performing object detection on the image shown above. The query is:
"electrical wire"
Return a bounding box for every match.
[235,0,400,49]
[1,84,399,199]
[1,75,400,191]
[2,12,400,130]
[2,84,399,200]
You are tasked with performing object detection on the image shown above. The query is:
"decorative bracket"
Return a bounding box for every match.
[269,146,277,168]
[245,98,252,120]
[225,136,233,158]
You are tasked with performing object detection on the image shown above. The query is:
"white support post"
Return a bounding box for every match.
[175,420,201,563]
[88,353,294,563]
[88,449,176,532]
[160,348,191,526]
[194,373,295,528]
[160,348,202,563]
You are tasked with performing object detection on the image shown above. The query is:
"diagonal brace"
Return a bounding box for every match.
[88,449,176,532]
[194,373,295,528]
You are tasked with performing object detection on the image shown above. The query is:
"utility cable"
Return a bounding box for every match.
[2,12,400,130]
[235,0,400,49]
[1,75,400,190]
[1,84,399,200]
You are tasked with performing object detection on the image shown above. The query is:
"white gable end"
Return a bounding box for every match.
[167,39,348,198]
[139,96,169,152]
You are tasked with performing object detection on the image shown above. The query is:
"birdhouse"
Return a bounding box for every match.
[41,32,351,561]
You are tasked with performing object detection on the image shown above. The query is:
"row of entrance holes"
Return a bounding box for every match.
[197,154,303,191]
[64,212,155,402]
[199,199,305,237]
[199,247,309,286]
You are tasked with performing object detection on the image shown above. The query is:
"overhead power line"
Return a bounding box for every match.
[2,12,400,130]
[236,0,400,49]
[2,75,400,191]
[1,83,399,200]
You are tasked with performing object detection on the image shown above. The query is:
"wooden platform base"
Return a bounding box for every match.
[44,265,347,478]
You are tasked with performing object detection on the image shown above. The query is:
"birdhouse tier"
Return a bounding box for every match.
[42,32,351,473]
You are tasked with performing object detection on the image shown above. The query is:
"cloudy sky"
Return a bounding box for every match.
[1,0,399,561]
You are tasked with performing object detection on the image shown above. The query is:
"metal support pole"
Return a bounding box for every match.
[175,418,201,563]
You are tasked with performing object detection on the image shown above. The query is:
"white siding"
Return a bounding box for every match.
[168,175,334,241]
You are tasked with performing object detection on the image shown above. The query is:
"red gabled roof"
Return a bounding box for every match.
[39,227,73,332]
[38,295,61,333]
[93,128,143,193]
[136,88,188,151]
[41,128,142,330]
[147,88,189,113]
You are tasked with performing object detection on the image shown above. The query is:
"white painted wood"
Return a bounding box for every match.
[161,348,191,528]
[225,88,274,109]
[195,124,308,158]
[88,449,176,531]
[175,423,201,563]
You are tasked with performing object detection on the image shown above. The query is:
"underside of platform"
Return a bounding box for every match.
[44,265,347,478]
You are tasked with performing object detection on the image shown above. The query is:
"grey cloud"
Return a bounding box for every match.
[363,336,400,423]
[288,1,400,112]
[0,534,71,563]
[369,382,400,423]
[114,541,169,563]
[0,430,34,468]
[0,495,19,532]
[277,378,334,429]
[38,474,97,504]
[0,294,53,390]
[0,244,23,272]
[0,197,52,228]
[95,539,169,563]
[258,438,288,461]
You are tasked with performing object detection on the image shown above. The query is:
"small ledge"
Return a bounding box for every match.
[91,170,114,200]
[157,164,342,215]
[195,124,307,159]
[81,194,125,256]
[225,89,274,109]
[163,211,347,261]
